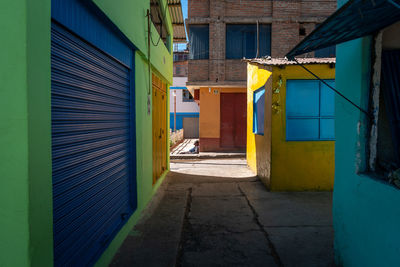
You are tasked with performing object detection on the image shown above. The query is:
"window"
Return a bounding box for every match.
[286,80,335,141]
[375,50,400,172]
[253,86,265,135]
[189,25,209,59]
[182,89,194,102]
[226,24,271,59]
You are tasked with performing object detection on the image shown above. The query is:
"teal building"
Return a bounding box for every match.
[287,0,400,266]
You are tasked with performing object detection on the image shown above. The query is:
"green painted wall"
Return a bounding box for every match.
[0,0,53,266]
[333,1,400,265]
[0,0,172,266]
[94,0,173,84]
[0,1,30,265]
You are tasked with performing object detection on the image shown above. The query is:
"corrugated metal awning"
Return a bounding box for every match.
[168,0,187,43]
[286,0,400,59]
[246,57,336,66]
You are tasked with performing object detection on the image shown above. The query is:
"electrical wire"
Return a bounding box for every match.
[293,58,371,118]
[149,0,170,47]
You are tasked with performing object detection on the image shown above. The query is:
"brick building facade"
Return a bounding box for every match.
[173,50,189,77]
[186,0,336,152]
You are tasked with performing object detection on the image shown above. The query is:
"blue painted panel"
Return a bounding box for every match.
[253,87,265,135]
[170,113,199,130]
[321,80,335,116]
[287,118,319,141]
[170,86,187,90]
[52,0,133,67]
[286,79,335,141]
[51,18,135,267]
[286,80,319,117]
[320,119,335,140]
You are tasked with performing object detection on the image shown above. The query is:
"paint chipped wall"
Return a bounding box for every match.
[333,19,400,266]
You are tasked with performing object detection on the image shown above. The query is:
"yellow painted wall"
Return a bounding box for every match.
[246,64,273,186]
[270,64,335,191]
[246,63,335,191]
[199,87,247,139]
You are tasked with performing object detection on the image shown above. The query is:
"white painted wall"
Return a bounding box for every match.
[172,77,188,87]
[170,89,200,113]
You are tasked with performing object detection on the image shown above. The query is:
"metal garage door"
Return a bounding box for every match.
[51,21,134,266]
[183,117,199,138]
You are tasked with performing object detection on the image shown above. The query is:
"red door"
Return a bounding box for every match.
[220,93,247,150]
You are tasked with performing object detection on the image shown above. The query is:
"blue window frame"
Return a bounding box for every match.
[286,80,335,141]
[226,24,271,59]
[253,86,265,135]
[189,25,209,59]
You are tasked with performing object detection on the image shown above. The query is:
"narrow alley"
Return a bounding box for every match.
[4,0,400,266]
[111,159,334,267]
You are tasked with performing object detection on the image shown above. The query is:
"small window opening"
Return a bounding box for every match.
[299,26,306,36]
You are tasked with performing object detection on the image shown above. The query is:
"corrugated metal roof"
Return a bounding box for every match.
[246,57,336,66]
[286,0,400,59]
[168,0,187,42]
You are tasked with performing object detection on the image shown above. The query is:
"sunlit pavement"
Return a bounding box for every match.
[111,159,334,267]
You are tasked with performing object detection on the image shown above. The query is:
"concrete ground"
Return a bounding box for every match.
[170,140,246,160]
[111,159,334,267]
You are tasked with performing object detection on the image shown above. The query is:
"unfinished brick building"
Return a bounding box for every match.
[186,0,336,152]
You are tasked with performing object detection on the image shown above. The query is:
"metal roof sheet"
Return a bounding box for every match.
[168,0,187,42]
[246,57,336,66]
[286,0,400,59]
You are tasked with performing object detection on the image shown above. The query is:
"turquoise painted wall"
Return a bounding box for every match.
[0,0,172,266]
[333,1,400,265]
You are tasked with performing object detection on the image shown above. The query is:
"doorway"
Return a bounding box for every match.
[220,93,247,150]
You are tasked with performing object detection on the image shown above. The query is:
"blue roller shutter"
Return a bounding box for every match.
[51,20,135,266]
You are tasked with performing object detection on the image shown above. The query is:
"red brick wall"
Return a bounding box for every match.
[173,61,188,77]
[301,0,337,17]
[272,1,300,19]
[188,60,209,81]
[271,22,300,57]
[187,0,336,84]
[225,0,272,17]
[225,60,247,81]
[188,0,210,18]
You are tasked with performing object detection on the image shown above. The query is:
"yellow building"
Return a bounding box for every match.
[246,58,336,191]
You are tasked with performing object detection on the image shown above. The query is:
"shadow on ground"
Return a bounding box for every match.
[111,159,334,267]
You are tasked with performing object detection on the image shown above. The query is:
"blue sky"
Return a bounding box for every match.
[182,0,188,20]
[175,0,188,50]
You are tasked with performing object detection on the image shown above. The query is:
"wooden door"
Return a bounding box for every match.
[152,74,167,184]
[220,93,247,150]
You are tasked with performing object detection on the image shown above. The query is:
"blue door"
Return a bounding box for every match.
[51,1,136,265]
